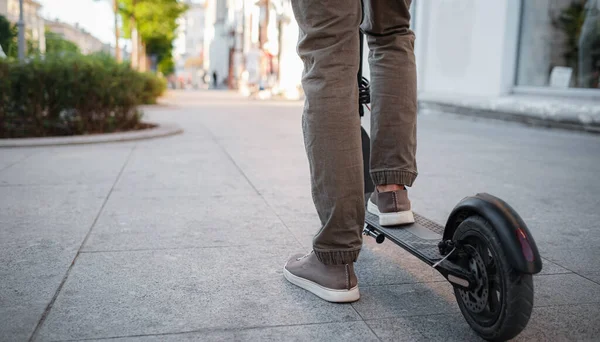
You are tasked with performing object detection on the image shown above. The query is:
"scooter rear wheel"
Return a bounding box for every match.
[452,215,534,341]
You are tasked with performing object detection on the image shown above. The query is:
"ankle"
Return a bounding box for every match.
[377,184,405,192]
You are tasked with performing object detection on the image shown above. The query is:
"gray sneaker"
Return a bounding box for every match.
[367,189,415,226]
[283,251,359,303]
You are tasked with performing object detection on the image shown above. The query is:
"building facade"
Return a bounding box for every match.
[411,0,600,100]
[0,0,46,53]
[45,19,108,55]
[202,0,231,87]
[202,0,599,101]
[185,2,206,60]
[174,0,207,87]
[201,0,301,96]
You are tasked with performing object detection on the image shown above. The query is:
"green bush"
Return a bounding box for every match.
[0,53,166,138]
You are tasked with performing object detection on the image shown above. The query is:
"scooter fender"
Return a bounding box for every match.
[443,193,543,274]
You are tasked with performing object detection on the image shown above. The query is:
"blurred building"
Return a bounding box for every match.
[201,0,301,97]
[410,0,600,100]
[203,0,231,88]
[45,19,108,55]
[202,0,599,101]
[0,0,46,53]
[174,0,207,88]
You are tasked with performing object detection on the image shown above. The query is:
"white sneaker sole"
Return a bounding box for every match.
[367,200,415,226]
[283,267,360,303]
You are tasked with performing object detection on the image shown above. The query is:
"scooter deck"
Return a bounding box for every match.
[365,211,446,265]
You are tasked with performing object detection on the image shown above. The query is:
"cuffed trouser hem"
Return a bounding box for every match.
[371,170,417,187]
[313,247,361,265]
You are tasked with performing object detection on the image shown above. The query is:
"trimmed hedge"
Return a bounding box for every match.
[0,53,166,138]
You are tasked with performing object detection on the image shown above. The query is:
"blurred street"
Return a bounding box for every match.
[1,90,600,341]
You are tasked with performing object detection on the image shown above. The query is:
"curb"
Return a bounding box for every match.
[419,100,600,135]
[0,122,183,148]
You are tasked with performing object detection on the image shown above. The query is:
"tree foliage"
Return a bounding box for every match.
[45,30,81,55]
[119,0,187,74]
[0,15,17,58]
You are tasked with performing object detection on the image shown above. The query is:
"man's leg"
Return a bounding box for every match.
[362,0,418,226]
[293,0,364,264]
[283,0,363,303]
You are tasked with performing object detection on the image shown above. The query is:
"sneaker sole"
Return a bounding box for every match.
[283,266,360,303]
[367,200,415,226]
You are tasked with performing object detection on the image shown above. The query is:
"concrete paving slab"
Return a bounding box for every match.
[0,145,132,186]
[0,184,109,341]
[0,185,109,306]
[0,148,39,171]
[84,192,299,251]
[260,188,317,220]
[351,282,458,320]
[356,239,445,286]
[0,183,109,221]
[1,238,79,308]
[368,303,600,342]
[83,322,379,342]
[114,142,256,195]
[37,245,361,341]
[534,273,600,307]
[544,247,600,275]
[514,303,600,341]
[582,273,600,285]
[538,258,572,275]
[218,148,311,190]
[366,314,479,342]
[281,216,321,248]
[0,305,43,342]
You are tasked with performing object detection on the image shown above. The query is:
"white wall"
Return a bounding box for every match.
[278,5,303,98]
[416,0,521,97]
[0,0,7,15]
[185,5,205,58]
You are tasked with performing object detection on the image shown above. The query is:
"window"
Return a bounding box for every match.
[517,0,600,90]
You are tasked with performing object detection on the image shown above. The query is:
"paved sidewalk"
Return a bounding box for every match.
[1,90,600,341]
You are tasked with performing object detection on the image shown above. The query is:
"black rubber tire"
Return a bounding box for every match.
[452,215,534,342]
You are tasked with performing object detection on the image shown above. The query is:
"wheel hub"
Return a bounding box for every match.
[458,247,489,313]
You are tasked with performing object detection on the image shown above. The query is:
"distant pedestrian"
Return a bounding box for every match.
[212,71,218,88]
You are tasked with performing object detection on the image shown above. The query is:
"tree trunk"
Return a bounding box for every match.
[113,0,121,62]
[139,41,147,72]
[130,0,138,69]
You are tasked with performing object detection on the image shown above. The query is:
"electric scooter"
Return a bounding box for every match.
[357,32,542,342]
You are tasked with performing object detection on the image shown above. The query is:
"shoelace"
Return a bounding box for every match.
[296,251,313,261]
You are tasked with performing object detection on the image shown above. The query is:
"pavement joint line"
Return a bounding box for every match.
[0,150,40,173]
[359,311,462,323]
[201,123,305,249]
[349,296,384,342]
[529,302,600,309]
[359,273,597,287]
[46,319,366,342]
[533,272,575,276]
[78,244,288,254]
[360,280,449,288]
[359,302,600,324]
[28,145,137,342]
[537,259,600,286]
[541,268,600,287]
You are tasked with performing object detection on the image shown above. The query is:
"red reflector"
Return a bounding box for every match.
[517,228,534,262]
